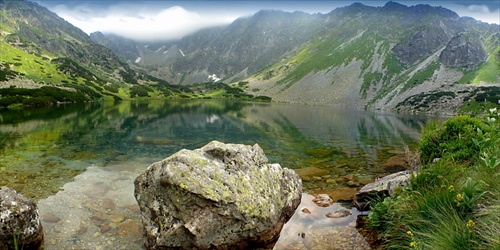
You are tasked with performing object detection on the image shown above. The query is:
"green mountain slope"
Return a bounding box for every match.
[0,0,239,107]
[242,2,500,112]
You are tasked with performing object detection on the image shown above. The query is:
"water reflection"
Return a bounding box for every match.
[0,100,434,200]
[1,100,437,248]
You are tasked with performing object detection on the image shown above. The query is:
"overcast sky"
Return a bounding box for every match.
[31,0,500,41]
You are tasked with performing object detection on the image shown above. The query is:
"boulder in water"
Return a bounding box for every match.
[134,141,302,249]
[0,186,44,250]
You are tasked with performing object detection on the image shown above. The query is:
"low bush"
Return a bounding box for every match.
[367,112,500,249]
[418,115,487,164]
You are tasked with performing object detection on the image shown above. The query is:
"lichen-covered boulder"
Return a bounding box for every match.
[0,186,44,250]
[354,171,413,211]
[134,141,302,249]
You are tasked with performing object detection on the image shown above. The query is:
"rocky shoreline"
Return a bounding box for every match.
[1,141,416,249]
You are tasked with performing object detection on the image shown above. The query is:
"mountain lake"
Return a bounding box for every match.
[0,99,439,249]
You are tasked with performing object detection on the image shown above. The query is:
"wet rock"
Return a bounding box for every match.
[381,155,408,173]
[303,148,336,158]
[91,211,108,222]
[355,171,413,211]
[289,226,371,250]
[294,167,330,181]
[110,214,125,223]
[100,224,112,233]
[117,219,141,237]
[42,212,61,223]
[76,225,88,235]
[346,181,360,187]
[85,183,110,198]
[342,174,356,182]
[312,194,334,207]
[0,186,44,250]
[325,209,352,218]
[312,188,358,202]
[127,204,140,213]
[102,198,116,211]
[134,141,302,249]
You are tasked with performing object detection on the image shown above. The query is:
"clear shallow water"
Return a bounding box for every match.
[0,100,435,249]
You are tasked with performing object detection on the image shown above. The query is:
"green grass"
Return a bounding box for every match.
[460,100,500,116]
[367,111,500,249]
[458,45,500,84]
[274,32,381,89]
[403,60,440,91]
[474,46,500,83]
[0,41,74,84]
[361,71,383,98]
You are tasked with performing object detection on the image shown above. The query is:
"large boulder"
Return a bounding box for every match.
[0,186,44,250]
[134,141,302,249]
[354,171,413,211]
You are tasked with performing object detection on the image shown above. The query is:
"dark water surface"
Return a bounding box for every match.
[0,100,435,249]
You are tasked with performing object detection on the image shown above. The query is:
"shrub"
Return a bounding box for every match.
[104,84,120,93]
[0,96,25,107]
[418,116,487,164]
[130,86,149,97]
[22,96,56,106]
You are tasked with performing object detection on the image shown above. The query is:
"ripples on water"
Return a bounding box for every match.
[0,100,436,249]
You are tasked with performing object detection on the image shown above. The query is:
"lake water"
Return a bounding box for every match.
[0,100,435,249]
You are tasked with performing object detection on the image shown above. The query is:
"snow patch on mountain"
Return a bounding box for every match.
[208,74,221,82]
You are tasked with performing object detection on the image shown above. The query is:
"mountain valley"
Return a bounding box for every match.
[1,0,499,113]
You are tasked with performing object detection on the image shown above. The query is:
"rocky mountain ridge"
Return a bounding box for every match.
[92,1,500,113]
[1,0,499,112]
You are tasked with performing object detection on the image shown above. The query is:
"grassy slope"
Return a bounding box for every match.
[367,107,500,249]
[0,38,269,107]
[0,41,75,84]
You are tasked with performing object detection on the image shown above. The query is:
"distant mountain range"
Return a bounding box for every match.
[1,0,499,112]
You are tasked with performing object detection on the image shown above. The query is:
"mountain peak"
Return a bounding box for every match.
[382,1,408,11]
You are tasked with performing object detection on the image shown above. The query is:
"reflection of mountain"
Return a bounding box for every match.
[238,102,432,165]
[0,100,433,199]
[242,103,427,143]
[0,100,257,199]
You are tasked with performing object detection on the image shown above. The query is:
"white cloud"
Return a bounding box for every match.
[452,3,500,24]
[467,5,491,14]
[52,4,240,41]
[41,0,499,42]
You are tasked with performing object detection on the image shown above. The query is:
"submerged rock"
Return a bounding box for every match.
[311,194,334,207]
[325,209,352,218]
[0,186,44,250]
[134,141,302,249]
[354,171,413,211]
[312,188,358,203]
[294,167,330,181]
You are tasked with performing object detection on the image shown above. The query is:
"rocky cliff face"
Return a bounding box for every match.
[92,10,325,83]
[440,34,488,70]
